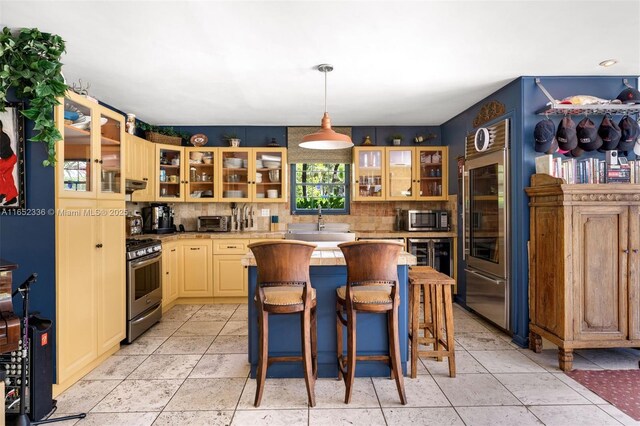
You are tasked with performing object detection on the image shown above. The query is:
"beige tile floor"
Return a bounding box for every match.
[51,303,640,426]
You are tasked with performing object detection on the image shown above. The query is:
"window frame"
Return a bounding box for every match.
[290,163,350,215]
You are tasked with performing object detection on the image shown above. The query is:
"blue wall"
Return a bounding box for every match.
[440,78,523,331]
[0,94,57,353]
[166,125,441,148]
[441,76,639,348]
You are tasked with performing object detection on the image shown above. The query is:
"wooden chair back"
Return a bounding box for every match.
[248,240,317,287]
[338,240,403,289]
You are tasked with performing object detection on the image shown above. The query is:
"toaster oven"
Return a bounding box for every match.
[402,210,450,232]
[197,216,231,232]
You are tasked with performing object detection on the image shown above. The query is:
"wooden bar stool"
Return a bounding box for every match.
[408,266,456,378]
[336,240,407,405]
[249,240,318,407]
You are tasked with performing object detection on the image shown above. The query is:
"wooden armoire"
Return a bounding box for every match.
[526,174,640,371]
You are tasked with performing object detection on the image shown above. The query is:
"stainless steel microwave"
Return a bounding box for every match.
[402,210,450,232]
[197,216,231,232]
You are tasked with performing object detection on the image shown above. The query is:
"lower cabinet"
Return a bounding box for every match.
[213,240,250,297]
[56,198,125,385]
[160,237,283,302]
[180,240,213,297]
[162,241,180,308]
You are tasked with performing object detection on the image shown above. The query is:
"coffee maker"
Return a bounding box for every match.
[142,203,175,234]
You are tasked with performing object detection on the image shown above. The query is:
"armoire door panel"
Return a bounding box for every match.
[573,206,628,341]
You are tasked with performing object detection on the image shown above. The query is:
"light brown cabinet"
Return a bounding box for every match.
[212,239,250,297]
[126,134,155,202]
[384,146,449,201]
[180,240,213,297]
[55,198,125,387]
[526,174,640,370]
[162,241,180,308]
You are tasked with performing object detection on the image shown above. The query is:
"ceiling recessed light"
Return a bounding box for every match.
[599,59,618,67]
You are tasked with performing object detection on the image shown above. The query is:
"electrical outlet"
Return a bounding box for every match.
[261,209,270,217]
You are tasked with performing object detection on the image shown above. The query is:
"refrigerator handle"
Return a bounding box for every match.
[462,168,467,260]
[464,268,505,285]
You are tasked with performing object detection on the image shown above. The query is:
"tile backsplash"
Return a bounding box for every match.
[127,195,457,233]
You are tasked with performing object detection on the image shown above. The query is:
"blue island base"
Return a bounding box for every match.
[248,265,409,378]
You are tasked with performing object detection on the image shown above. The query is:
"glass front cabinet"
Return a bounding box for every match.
[185,147,218,202]
[156,145,185,201]
[218,147,286,203]
[353,147,386,201]
[386,146,448,201]
[56,91,124,199]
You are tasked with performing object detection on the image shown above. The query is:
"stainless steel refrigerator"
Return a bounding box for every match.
[463,119,511,331]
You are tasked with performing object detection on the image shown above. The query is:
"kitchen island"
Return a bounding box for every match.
[241,248,417,378]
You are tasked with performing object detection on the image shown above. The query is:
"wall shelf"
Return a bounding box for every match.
[535,78,640,116]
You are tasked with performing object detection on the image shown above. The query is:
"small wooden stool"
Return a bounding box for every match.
[408,266,456,378]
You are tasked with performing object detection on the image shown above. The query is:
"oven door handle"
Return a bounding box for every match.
[130,254,161,269]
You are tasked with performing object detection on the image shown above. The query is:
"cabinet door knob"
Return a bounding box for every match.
[95,243,103,248]
[623,249,630,254]
[633,249,639,254]
[94,159,99,163]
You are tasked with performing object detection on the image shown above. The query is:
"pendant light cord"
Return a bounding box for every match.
[324,69,328,114]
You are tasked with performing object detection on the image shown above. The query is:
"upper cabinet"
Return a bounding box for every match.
[125,134,155,202]
[185,147,218,202]
[55,91,125,200]
[353,147,386,201]
[218,147,287,203]
[387,146,448,201]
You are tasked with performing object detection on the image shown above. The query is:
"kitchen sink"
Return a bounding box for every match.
[285,223,355,243]
[285,231,356,242]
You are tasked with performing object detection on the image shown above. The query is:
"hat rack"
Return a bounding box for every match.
[535,78,640,116]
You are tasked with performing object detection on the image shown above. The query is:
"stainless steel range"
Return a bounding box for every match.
[125,238,162,343]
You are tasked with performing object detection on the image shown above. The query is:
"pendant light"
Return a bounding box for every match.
[300,64,354,150]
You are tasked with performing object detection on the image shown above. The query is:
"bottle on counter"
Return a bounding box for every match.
[394,208,402,231]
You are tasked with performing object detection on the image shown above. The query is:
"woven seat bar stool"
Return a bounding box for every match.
[248,240,318,407]
[408,266,456,378]
[336,240,407,405]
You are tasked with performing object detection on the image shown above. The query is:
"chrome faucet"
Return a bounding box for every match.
[317,206,325,231]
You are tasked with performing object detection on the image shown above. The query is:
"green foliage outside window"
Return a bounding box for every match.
[293,163,349,213]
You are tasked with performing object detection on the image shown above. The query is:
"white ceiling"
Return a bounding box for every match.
[2,1,639,126]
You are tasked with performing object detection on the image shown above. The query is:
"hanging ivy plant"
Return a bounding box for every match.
[0,27,67,166]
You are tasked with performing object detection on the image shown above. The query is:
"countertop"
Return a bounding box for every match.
[133,230,456,241]
[355,231,457,239]
[131,231,286,241]
[241,248,417,266]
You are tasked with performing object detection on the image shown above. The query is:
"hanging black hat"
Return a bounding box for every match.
[598,115,621,151]
[576,117,602,151]
[618,115,639,151]
[534,119,558,154]
[556,116,578,151]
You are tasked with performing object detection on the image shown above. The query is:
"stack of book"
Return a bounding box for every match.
[535,155,639,184]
